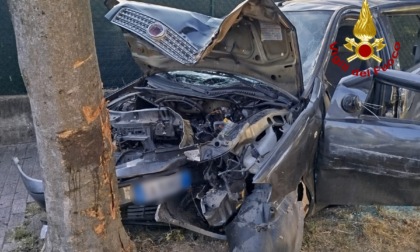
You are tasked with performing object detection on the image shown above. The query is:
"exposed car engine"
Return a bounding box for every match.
[107,71,294,233]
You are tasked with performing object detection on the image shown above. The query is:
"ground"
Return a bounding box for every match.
[123,205,420,252]
[0,143,41,251]
[1,143,419,251]
[302,205,420,251]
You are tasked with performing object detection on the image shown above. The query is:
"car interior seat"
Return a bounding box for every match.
[414,28,420,66]
[398,28,420,121]
[325,25,369,95]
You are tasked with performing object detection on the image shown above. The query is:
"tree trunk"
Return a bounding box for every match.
[7,0,135,251]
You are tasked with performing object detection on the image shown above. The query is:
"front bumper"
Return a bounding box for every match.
[13,158,191,210]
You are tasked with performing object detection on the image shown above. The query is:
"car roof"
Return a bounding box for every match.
[280,0,420,12]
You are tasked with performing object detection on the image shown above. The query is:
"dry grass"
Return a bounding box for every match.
[14,204,420,251]
[11,203,45,251]
[127,226,228,252]
[302,206,420,252]
[129,206,420,252]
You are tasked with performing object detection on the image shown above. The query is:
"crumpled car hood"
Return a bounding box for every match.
[106,0,303,97]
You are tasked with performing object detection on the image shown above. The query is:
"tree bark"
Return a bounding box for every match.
[7,0,135,251]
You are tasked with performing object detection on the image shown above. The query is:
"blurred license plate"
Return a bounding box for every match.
[132,170,191,204]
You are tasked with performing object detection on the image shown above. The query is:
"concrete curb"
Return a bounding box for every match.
[0,95,35,145]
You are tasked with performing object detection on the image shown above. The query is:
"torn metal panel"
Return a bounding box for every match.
[105,2,223,64]
[226,185,305,252]
[155,200,227,240]
[252,79,323,203]
[199,109,289,161]
[105,0,303,97]
[200,189,236,227]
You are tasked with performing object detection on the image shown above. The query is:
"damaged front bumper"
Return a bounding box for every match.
[14,156,307,251]
[13,157,192,210]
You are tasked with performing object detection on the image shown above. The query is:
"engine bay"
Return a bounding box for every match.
[107,71,296,230]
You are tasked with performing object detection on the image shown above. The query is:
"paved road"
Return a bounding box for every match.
[0,143,41,251]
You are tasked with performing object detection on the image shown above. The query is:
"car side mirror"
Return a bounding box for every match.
[375,69,420,92]
[328,68,420,120]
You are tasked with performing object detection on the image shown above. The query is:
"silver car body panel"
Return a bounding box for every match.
[105,0,303,97]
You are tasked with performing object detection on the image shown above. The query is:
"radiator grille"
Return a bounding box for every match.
[111,8,199,64]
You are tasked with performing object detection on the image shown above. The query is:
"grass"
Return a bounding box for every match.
[127,226,228,252]
[12,226,39,252]
[13,226,32,241]
[11,203,44,252]
[10,204,420,251]
[129,206,420,252]
[302,206,420,252]
[25,202,43,217]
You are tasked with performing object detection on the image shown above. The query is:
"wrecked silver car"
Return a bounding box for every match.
[17,0,420,251]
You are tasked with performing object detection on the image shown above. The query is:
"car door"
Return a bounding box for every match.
[316,3,420,206]
[316,66,420,206]
[381,4,420,121]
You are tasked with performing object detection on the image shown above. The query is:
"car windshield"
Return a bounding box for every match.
[283,11,333,87]
[153,71,289,101]
[156,71,260,88]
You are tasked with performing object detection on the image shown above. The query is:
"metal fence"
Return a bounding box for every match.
[90,0,142,89]
[0,0,144,95]
[0,4,26,95]
[388,15,420,71]
[138,0,242,17]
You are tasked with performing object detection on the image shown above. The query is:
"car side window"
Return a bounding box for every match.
[325,16,379,96]
[362,68,420,121]
[398,66,420,121]
[387,14,420,70]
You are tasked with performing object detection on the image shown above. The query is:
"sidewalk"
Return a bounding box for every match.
[0,143,41,251]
